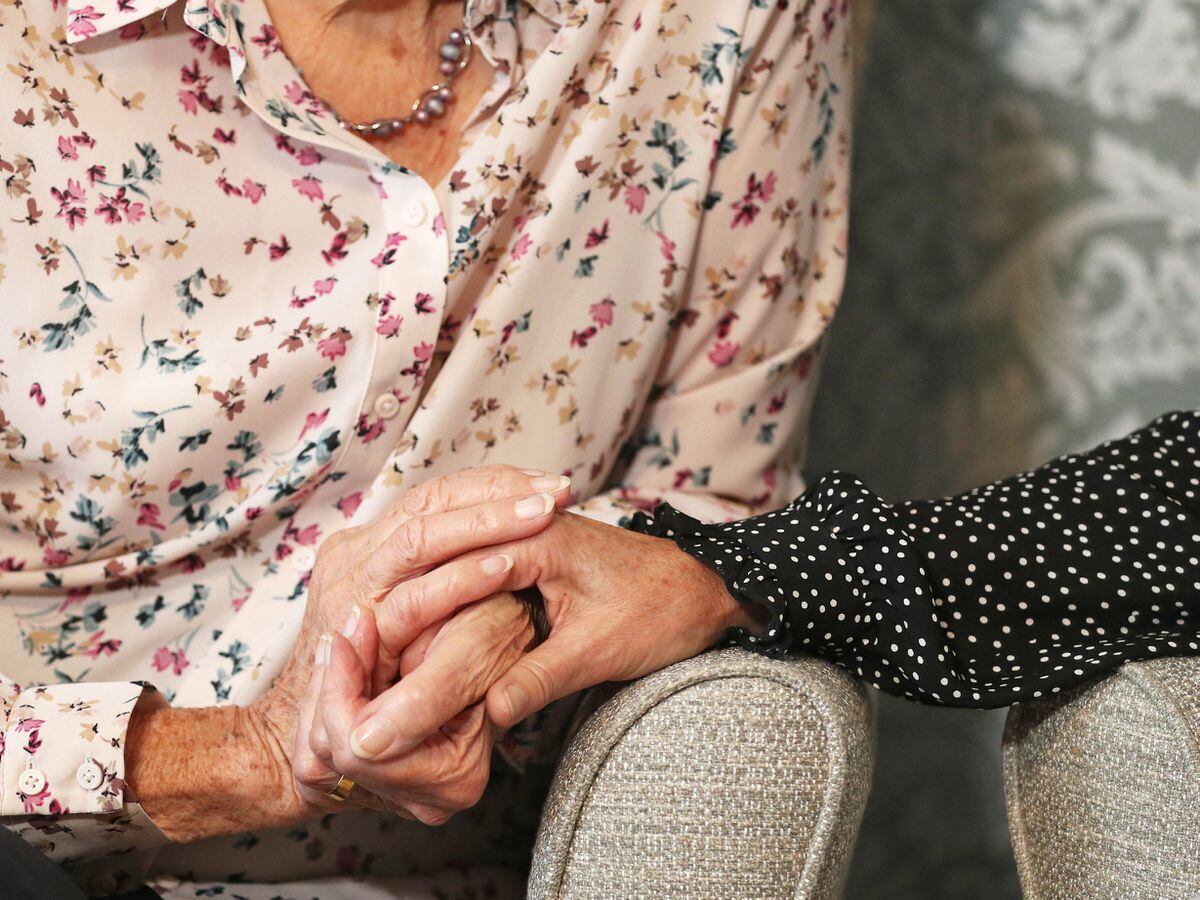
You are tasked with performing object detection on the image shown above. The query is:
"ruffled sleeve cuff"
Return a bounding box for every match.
[631,501,826,658]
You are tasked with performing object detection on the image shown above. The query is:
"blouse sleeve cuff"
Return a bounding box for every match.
[2,681,164,818]
[631,503,802,657]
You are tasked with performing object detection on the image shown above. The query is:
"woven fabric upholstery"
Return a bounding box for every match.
[1003,656,1200,899]
[529,649,875,899]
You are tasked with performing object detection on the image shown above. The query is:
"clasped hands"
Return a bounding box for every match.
[260,465,750,827]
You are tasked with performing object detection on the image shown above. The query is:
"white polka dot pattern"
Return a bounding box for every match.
[632,410,1200,707]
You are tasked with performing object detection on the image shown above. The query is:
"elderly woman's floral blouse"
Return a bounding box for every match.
[0,0,852,895]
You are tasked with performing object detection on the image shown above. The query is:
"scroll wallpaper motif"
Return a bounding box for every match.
[809,1,1200,895]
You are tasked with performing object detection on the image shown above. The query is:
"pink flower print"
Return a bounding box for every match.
[355,413,385,444]
[138,503,166,531]
[295,145,324,166]
[371,232,407,268]
[317,327,352,360]
[313,277,336,295]
[67,4,104,40]
[43,546,71,567]
[283,80,308,105]
[377,314,404,337]
[767,390,787,415]
[731,171,778,228]
[291,523,321,546]
[152,646,189,676]
[241,179,266,203]
[589,298,615,328]
[585,219,610,249]
[657,231,676,262]
[624,184,648,214]
[337,492,363,519]
[707,340,739,367]
[81,630,122,658]
[51,179,87,230]
[300,409,330,439]
[95,187,145,225]
[59,586,92,612]
[29,382,45,406]
[57,136,79,161]
[15,718,45,733]
[433,212,445,236]
[414,292,435,314]
[511,232,533,260]
[22,782,51,813]
[413,341,433,361]
[293,175,324,201]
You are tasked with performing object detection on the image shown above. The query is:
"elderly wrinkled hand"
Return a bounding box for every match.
[264,464,568,820]
[336,510,755,776]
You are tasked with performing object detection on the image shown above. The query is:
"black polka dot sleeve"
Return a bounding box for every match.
[630,410,1200,708]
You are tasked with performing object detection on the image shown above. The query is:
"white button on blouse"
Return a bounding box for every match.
[18,768,46,796]
[401,199,428,227]
[76,759,105,791]
[374,393,402,420]
[291,546,318,573]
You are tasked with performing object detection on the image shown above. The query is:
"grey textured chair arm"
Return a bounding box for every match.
[529,648,875,899]
[1003,656,1200,899]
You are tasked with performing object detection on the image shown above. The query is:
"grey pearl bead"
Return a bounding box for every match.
[448,28,465,44]
[390,119,406,134]
[440,59,457,76]
[414,109,430,124]
[437,86,454,102]
[370,119,392,137]
[425,97,446,117]
[439,42,462,61]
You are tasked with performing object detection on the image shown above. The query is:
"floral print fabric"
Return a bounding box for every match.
[0,0,852,894]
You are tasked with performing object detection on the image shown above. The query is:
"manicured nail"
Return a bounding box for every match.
[531,475,570,494]
[515,492,554,519]
[341,606,360,638]
[503,683,529,722]
[481,553,514,576]
[351,717,397,760]
[315,634,332,667]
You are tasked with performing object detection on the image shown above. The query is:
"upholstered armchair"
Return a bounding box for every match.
[528,649,875,899]
[1002,657,1200,898]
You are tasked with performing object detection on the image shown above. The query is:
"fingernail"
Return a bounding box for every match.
[481,553,514,576]
[351,717,397,760]
[515,492,554,519]
[519,468,548,476]
[531,475,570,494]
[341,605,360,639]
[504,683,529,722]
[315,634,332,667]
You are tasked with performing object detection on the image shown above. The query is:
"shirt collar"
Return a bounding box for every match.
[64,0,230,45]
[63,0,565,46]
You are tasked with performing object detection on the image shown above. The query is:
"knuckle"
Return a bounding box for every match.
[293,754,329,789]
[401,480,437,517]
[391,516,428,568]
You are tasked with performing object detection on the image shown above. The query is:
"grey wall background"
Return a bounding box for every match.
[805,0,1200,896]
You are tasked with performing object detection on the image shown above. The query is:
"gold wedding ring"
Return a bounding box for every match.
[325,774,357,802]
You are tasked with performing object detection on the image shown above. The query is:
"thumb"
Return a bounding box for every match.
[486,633,597,729]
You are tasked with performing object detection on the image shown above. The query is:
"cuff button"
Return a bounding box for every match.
[76,759,105,791]
[19,768,46,795]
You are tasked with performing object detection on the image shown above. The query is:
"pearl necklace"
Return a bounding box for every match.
[316,24,474,140]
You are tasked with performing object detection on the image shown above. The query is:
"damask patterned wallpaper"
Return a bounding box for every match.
[806,0,1200,896]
